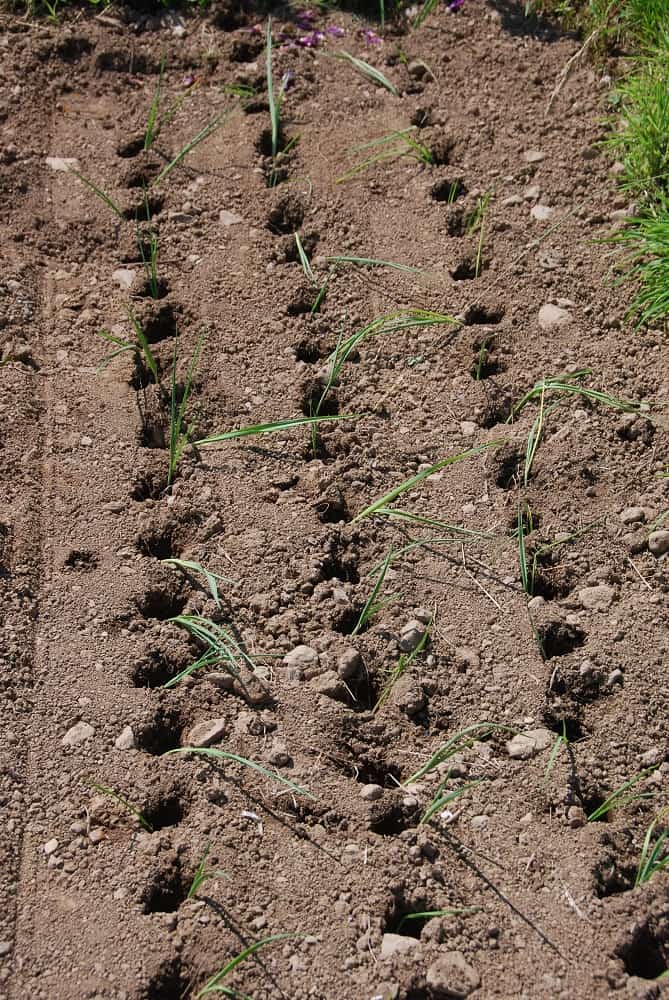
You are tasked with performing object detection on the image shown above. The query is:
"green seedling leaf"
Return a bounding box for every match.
[324,255,422,273]
[353,443,500,523]
[351,547,397,637]
[586,768,657,822]
[90,782,153,832]
[153,112,228,187]
[67,167,123,219]
[196,934,305,997]
[161,558,233,608]
[187,843,229,900]
[397,906,481,931]
[192,414,356,449]
[404,723,515,786]
[165,747,314,798]
[337,51,398,95]
[373,616,432,714]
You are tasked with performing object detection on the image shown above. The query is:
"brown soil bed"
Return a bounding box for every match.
[1,1,669,997]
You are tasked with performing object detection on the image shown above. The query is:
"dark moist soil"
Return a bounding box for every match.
[1,1,669,998]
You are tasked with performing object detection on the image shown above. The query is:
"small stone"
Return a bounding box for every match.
[0,941,11,957]
[370,983,400,1000]
[506,728,553,760]
[359,784,384,802]
[607,668,624,687]
[641,747,662,767]
[470,815,488,831]
[523,149,545,163]
[185,718,227,748]
[112,268,135,290]
[219,209,243,226]
[538,303,570,330]
[460,420,477,437]
[578,585,615,612]
[338,647,362,680]
[46,156,79,171]
[283,645,319,678]
[114,726,136,750]
[44,838,59,855]
[268,740,291,767]
[426,952,480,997]
[567,806,586,829]
[523,185,540,200]
[398,620,426,653]
[380,934,421,959]
[501,194,523,207]
[313,670,348,701]
[527,595,545,611]
[620,507,646,525]
[392,674,426,717]
[88,828,105,844]
[531,204,554,222]
[649,530,669,557]
[407,60,427,80]
[62,722,95,746]
[454,646,479,672]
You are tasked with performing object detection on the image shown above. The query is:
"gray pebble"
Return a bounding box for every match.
[62,722,95,747]
[649,530,669,557]
[619,506,645,525]
[359,783,384,802]
[380,934,421,959]
[338,647,361,680]
[114,726,136,751]
[578,585,615,612]
[185,718,227,748]
[426,952,480,998]
[538,303,570,330]
[398,620,426,653]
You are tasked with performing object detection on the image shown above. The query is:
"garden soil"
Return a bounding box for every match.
[1,0,669,997]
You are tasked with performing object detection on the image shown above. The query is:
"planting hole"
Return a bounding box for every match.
[267,193,305,235]
[301,381,339,418]
[385,895,431,938]
[137,277,169,300]
[137,527,177,561]
[135,587,187,621]
[143,791,185,831]
[493,445,522,489]
[619,922,669,980]
[64,549,98,571]
[132,649,179,689]
[294,339,326,364]
[452,257,478,282]
[464,302,505,326]
[130,469,169,501]
[144,959,189,1000]
[142,303,177,344]
[538,621,586,660]
[137,707,183,755]
[431,178,466,203]
[141,864,187,914]
[117,134,144,159]
[369,803,412,837]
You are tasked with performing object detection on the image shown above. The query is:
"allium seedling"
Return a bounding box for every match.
[168,333,204,485]
[97,312,159,385]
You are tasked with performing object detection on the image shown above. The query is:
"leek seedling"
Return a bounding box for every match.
[353,443,500,523]
[403,723,513,786]
[337,128,432,183]
[413,0,439,28]
[165,614,259,690]
[161,558,233,608]
[195,934,304,998]
[90,783,153,833]
[373,618,431,714]
[192,414,356,450]
[336,51,398,95]
[139,229,160,299]
[168,334,204,485]
[351,547,397,636]
[397,907,481,930]
[153,112,229,187]
[97,313,159,384]
[165,746,314,798]
[144,55,166,151]
[68,167,123,219]
[636,808,669,886]
[586,769,656,822]
[419,780,482,826]
[187,843,228,900]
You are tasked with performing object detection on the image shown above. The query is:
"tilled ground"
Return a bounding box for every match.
[1,1,669,997]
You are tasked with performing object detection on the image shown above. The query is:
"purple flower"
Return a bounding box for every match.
[296,8,317,29]
[297,29,325,47]
[280,70,295,92]
[326,25,345,37]
[446,0,465,10]
[182,73,196,88]
[361,26,382,44]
